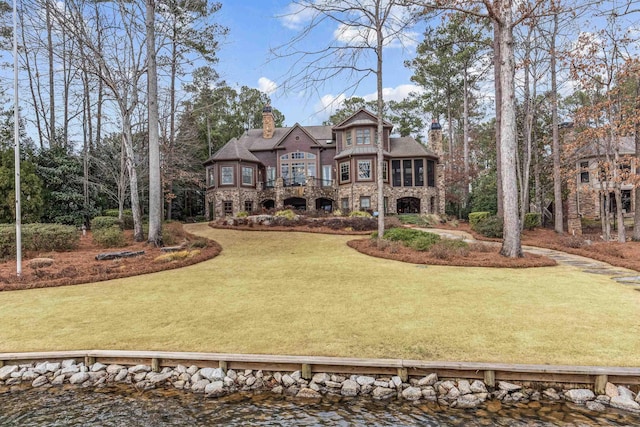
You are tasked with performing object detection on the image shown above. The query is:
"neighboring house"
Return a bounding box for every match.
[204,106,445,219]
[571,136,636,220]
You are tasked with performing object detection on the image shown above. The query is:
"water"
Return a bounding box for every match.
[1,386,639,426]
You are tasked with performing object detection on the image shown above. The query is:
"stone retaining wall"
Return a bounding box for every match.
[1,360,639,414]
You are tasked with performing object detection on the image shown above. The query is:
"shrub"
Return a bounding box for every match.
[384,216,402,229]
[469,242,494,253]
[430,239,470,259]
[194,215,207,223]
[236,211,249,218]
[562,235,585,248]
[91,216,121,231]
[120,214,134,230]
[189,238,208,249]
[92,227,126,248]
[474,215,503,238]
[409,234,441,251]
[103,209,132,217]
[162,222,185,247]
[332,209,344,217]
[0,224,80,258]
[469,212,491,230]
[524,213,541,230]
[274,209,297,220]
[349,210,372,218]
[398,214,440,227]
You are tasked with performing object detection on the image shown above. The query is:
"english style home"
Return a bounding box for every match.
[204,107,445,219]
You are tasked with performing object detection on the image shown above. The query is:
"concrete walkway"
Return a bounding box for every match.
[421,227,640,288]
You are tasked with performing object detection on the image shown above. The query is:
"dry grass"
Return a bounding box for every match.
[0,223,638,367]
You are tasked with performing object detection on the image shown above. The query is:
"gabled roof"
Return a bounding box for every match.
[209,137,260,163]
[575,136,635,158]
[236,125,335,152]
[332,108,393,130]
[273,123,322,148]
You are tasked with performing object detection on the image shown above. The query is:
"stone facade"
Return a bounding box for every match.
[204,108,445,219]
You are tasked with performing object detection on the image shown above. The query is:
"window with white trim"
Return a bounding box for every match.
[340,162,350,182]
[242,167,254,185]
[356,129,370,145]
[345,130,352,146]
[221,166,234,185]
[358,160,372,180]
[360,196,371,210]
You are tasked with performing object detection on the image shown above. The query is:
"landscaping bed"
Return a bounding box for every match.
[0,225,221,292]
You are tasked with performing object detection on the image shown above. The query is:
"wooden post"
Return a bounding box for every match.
[594,374,608,395]
[151,358,160,373]
[397,368,408,383]
[484,370,496,388]
[301,363,312,380]
[219,360,228,373]
[0,360,4,368]
[85,356,95,366]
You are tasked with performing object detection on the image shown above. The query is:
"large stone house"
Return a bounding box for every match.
[567,135,637,234]
[204,107,445,219]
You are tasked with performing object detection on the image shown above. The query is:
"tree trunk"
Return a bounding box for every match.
[122,114,144,241]
[551,10,563,234]
[375,7,385,245]
[146,0,162,246]
[498,3,523,258]
[463,68,470,206]
[46,0,55,145]
[493,21,504,219]
[633,78,640,240]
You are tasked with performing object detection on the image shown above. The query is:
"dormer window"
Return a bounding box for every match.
[356,129,370,145]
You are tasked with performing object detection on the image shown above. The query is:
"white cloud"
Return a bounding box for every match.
[279,3,317,30]
[258,77,278,95]
[362,84,424,103]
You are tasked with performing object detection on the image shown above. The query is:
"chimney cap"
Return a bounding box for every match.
[430,119,442,130]
[263,105,272,113]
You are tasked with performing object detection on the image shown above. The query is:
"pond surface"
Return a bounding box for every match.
[1,386,639,426]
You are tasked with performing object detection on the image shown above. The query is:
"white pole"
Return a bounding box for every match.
[13,0,21,277]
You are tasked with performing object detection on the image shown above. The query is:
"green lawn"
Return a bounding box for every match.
[0,222,638,367]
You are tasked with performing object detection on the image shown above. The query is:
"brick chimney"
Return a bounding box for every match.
[262,105,275,139]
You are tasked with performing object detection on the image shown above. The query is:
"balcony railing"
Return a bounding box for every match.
[260,178,336,189]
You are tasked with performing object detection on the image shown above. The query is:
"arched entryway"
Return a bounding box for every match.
[262,199,275,210]
[284,197,307,211]
[315,198,333,212]
[397,197,420,214]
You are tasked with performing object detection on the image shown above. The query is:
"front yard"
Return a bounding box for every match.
[0,222,638,367]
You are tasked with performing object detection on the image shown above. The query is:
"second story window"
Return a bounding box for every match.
[242,167,254,185]
[221,166,234,185]
[356,129,370,145]
[345,130,352,146]
[580,161,589,183]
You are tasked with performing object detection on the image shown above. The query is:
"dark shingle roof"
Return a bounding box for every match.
[575,136,635,158]
[334,146,390,160]
[390,137,438,158]
[210,138,260,163]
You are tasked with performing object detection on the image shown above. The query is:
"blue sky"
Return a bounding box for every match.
[213,1,425,127]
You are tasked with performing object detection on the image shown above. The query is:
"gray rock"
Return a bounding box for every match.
[271,385,283,394]
[372,386,395,400]
[285,386,300,396]
[341,379,359,397]
[133,372,147,383]
[273,372,282,384]
[361,384,373,395]
[374,380,390,388]
[391,376,403,388]
[223,377,235,387]
[470,380,487,394]
[22,371,40,382]
[282,375,296,387]
[457,380,472,395]
[456,394,481,409]
[246,376,257,387]
[543,388,560,400]
[51,375,65,385]
[356,376,375,386]
[61,359,76,368]
[200,368,225,382]
[191,379,210,393]
[255,370,263,378]
[187,365,199,375]
[45,362,60,373]
[290,371,301,381]
[610,396,640,412]
[34,363,49,374]
[418,373,438,387]
[0,365,18,380]
[565,389,595,404]
[91,363,107,372]
[402,386,422,401]
[312,373,330,385]
[297,388,322,399]
[115,369,128,382]
[32,376,48,387]
[422,387,437,401]
[69,372,90,385]
[325,380,342,389]
[511,392,526,402]
[173,380,186,390]
[331,375,346,383]
[310,382,321,392]
[498,381,521,392]
[128,365,150,374]
[148,372,172,384]
[446,387,461,400]
[586,401,606,412]
[6,378,21,385]
[205,381,225,397]
[106,365,125,375]
[227,370,237,381]
[61,366,80,375]
[175,365,187,374]
[618,386,635,401]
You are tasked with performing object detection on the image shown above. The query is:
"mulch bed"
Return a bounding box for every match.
[347,239,557,268]
[0,231,221,292]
